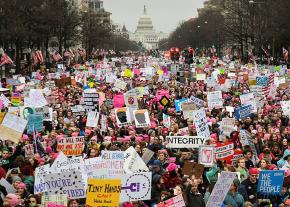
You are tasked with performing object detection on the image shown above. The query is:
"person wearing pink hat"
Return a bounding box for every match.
[239,168,259,204]
[3,193,20,207]
[16,182,29,199]
[162,163,181,189]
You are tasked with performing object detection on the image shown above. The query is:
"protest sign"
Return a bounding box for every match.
[85,157,108,179]
[125,91,139,107]
[0,113,28,143]
[57,136,85,156]
[159,96,170,107]
[198,145,215,167]
[207,91,223,109]
[192,108,210,138]
[27,113,43,134]
[206,171,237,207]
[113,94,125,108]
[181,102,197,112]
[220,118,236,136]
[133,109,150,128]
[86,111,99,127]
[54,77,71,88]
[114,78,127,90]
[239,129,251,147]
[11,92,21,106]
[34,164,50,194]
[188,96,204,107]
[35,106,53,122]
[175,98,188,112]
[166,136,206,148]
[0,178,16,194]
[0,112,5,123]
[0,94,10,107]
[24,144,34,157]
[215,143,234,160]
[141,148,155,164]
[124,146,149,173]
[115,107,131,127]
[120,172,152,202]
[163,113,171,128]
[234,104,252,120]
[71,105,86,117]
[240,92,257,112]
[43,171,85,198]
[182,161,195,176]
[50,152,84,174]
[86,179,121,207]
[281,101,290,117]
[101,151,125,178]
[20,106,36,120]
[29,89,48,107]
[156,194,186,207]
[258,170,284,196]
[156,89,169,101]
[83,92,99,112]
[100,115,107,132]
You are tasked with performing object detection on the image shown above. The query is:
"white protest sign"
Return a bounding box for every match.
[239,129,250,146]
[100,151,125,178]
[281,101,290,117]
[1,113,27,133]
[141,148,155,164]
[84,157,108,179]
[114,78,127,90]
[125,90,139,107]
[124,147,149,173]
[35,106,53,122]
[34,164,50,193]
[166,136,206,148]
[188,96,204,107]
[198,145,215,167]
[115,107,131,127]
[50,152,84,173]
[120,172,152,202]
[240,92,257,112]
[43,170,85,199]
[0,94,11,107]
[86,111,99,127]
[192,108,210,138]
[133,109,150,128]
[29,89,48,107]
[207,91,223,109]
[206,171,237,207]
[221,118,236,136]
[24,144,34,157]
[163,113,171,128]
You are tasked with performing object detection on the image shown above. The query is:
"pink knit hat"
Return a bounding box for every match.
[85,129,92,135]
[166,163,177,172]
[6,194,20,207]
[21,134,29,142]
[17,182,27,189]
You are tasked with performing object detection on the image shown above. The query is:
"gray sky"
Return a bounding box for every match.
[103,0,205,34]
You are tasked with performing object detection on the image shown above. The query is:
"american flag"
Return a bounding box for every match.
[64,50,74,58]
[35,50,44,63]
[52,51,62,62]
[283,47,289,61]
[0,53,13,66]
[32,52,38,65]
[262,73,274,96]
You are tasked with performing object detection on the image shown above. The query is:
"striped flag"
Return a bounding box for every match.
[262,73,274,96]
[36,50,44,63]
[52,51,62,62]
[32,52,38,65]
[283,47,289,61]
[0,53,13,66]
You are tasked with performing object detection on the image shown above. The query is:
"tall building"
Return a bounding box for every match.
[129,6,168,50]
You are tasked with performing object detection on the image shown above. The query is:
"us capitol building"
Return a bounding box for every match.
[129,6,168,50]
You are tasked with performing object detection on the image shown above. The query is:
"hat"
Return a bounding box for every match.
[85,129,92,135]
[6,193,20,207]
[153,160,161,167]
[46,146,52,154]
[21,134,29,142]
[12,176,22,183]
[17,182,26,189]
[166,163,177,172]
[91,136,98,142]
[249,168,259,175]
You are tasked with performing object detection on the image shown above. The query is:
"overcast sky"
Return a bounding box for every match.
[104,0,205,34]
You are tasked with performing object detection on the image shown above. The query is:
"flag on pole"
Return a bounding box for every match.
[0,53,13,66]
[52,51,62,62]
[283,47,289,61]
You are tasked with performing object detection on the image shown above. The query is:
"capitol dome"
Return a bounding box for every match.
[136,6,154,33]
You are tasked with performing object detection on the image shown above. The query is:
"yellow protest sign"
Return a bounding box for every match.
[124,68,133,78]
[86,179,121,207]
[0,112,5,124]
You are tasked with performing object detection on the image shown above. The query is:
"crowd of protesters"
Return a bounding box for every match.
[0,52,289,207]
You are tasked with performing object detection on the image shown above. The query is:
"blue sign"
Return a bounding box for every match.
[256,76,269,87]
[27,112,43,134]
[234,104,252,120]
[258,170,284,196]
[174,98,188,112]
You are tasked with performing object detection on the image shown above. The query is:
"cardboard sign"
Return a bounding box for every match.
[182,161,195,176]
[156,194,185,207]
[120,172,152,202]
[86,111,99,127]
[54,77,71,88]
[34,164,50,194]
[124,147,149,173]
[258,170,284,196]
[141,148,155,164]
[40,194,68,207]
[27,113,43,134]
[181,102,197,112]
[207,91,223,109]
[215,143,234,159]
[43,171,85,198]
[198,145,215,167]
[192,108,210,138]
[234,104,253,120]
[83,92,99,112]
[57,136,85,156]
[133,109,150,128]
[86,179,121,207]
[206,171,237,207]
[166,136,206,148]
[115,107,131,127]
[0,113,28,142]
